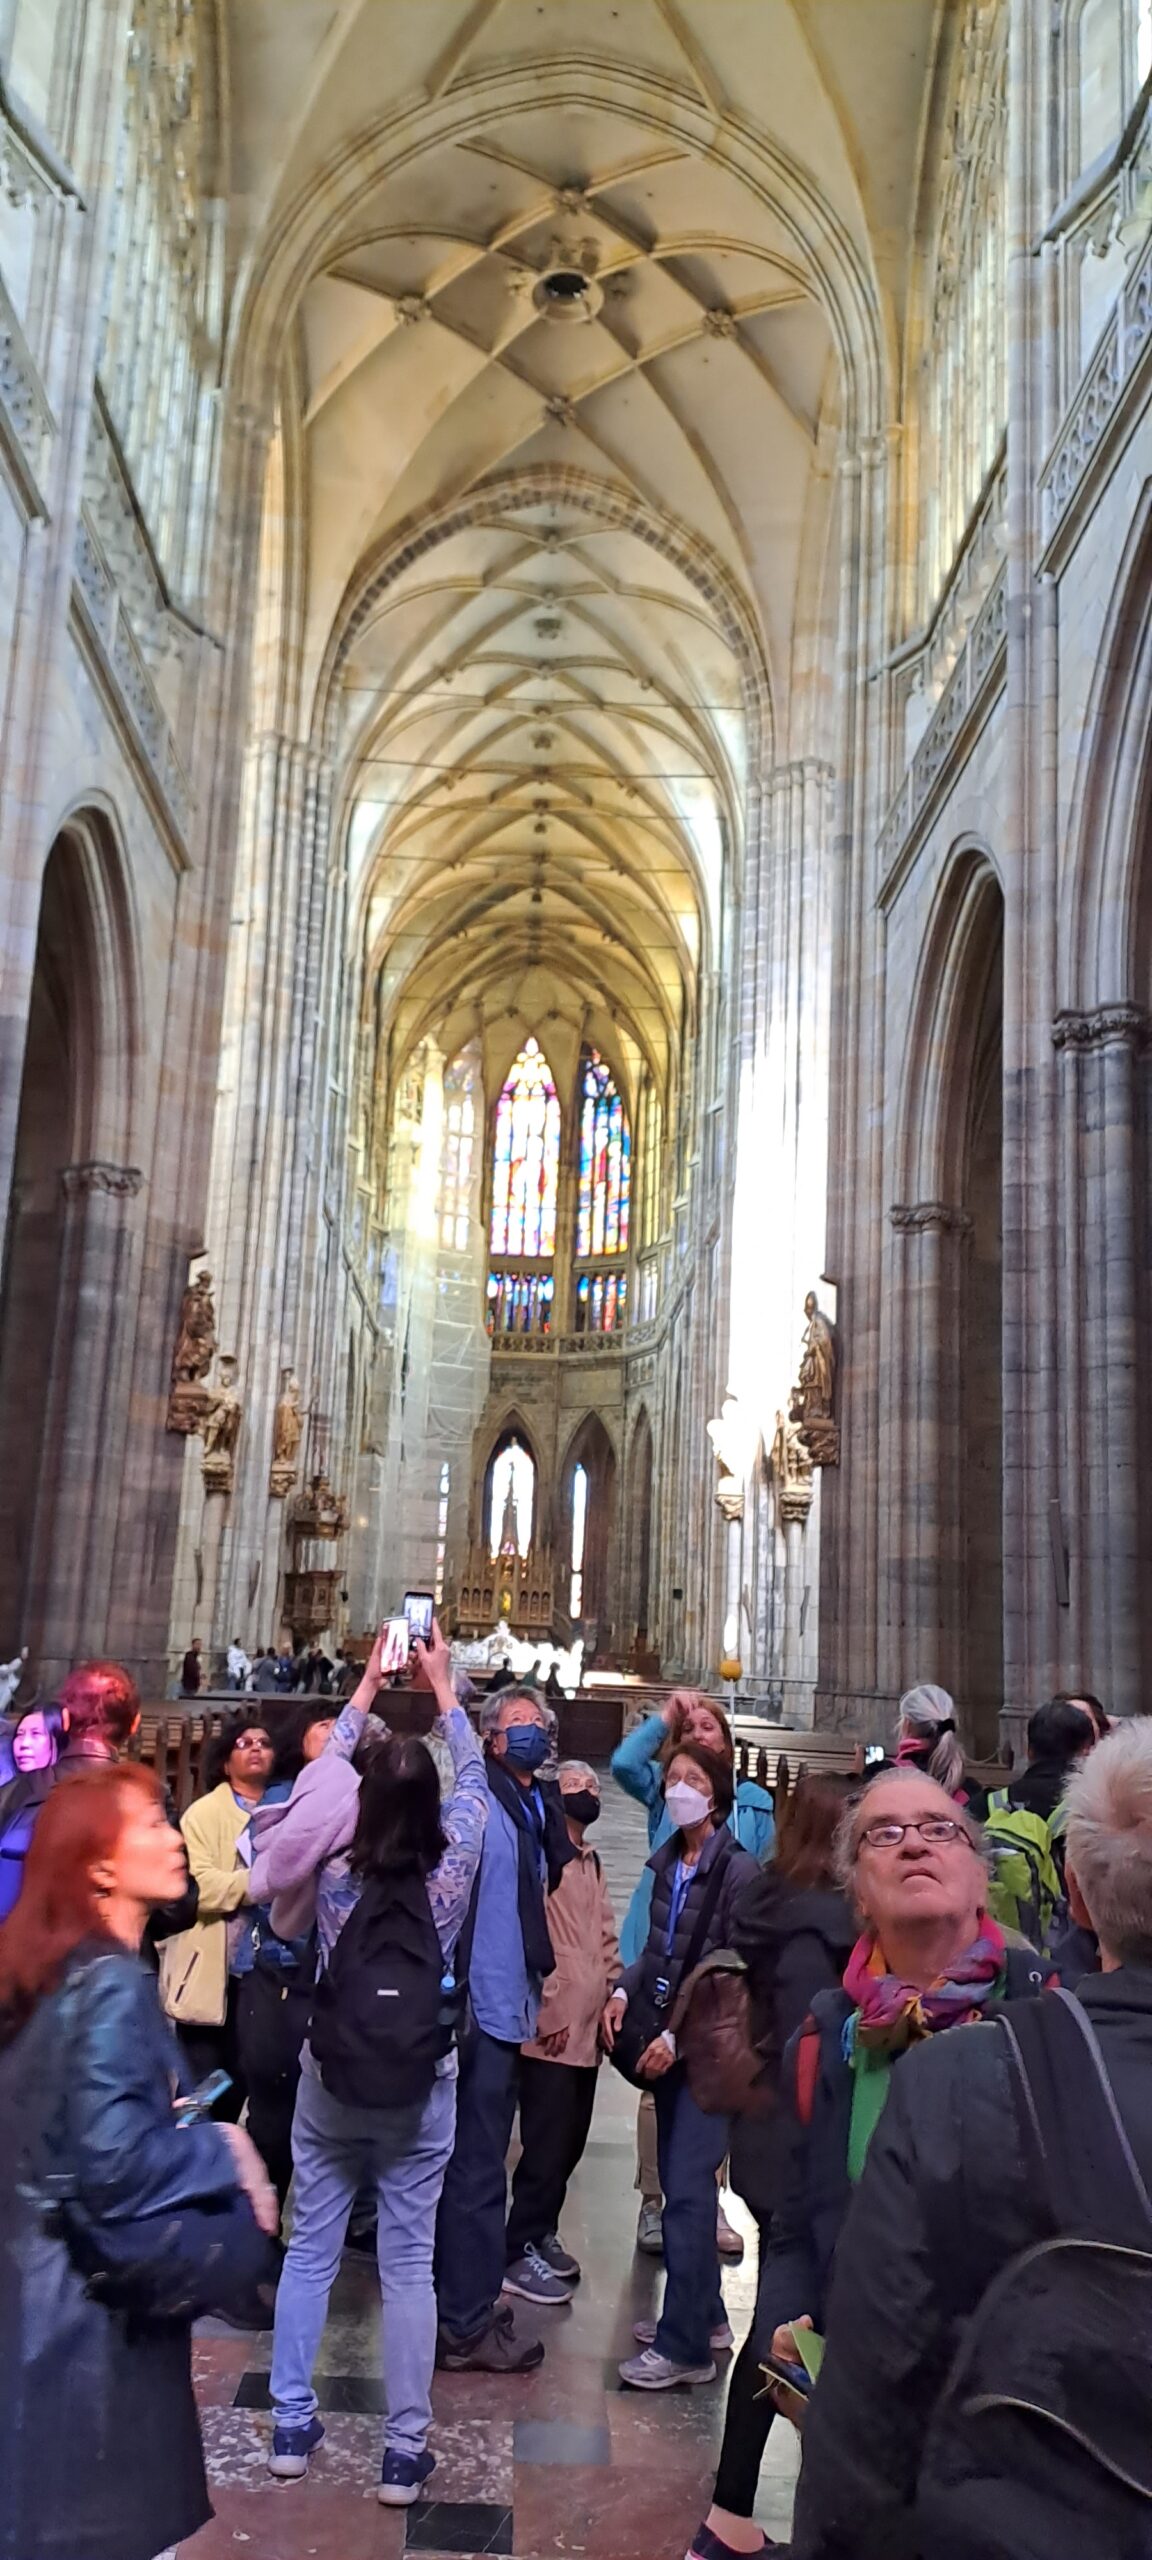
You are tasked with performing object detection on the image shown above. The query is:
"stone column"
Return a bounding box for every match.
[1052,1004,1149,1718]
[885,1202,973,1706]
[33,1159,146,1687]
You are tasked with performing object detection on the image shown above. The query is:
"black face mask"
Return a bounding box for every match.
[562,1790,601,1829]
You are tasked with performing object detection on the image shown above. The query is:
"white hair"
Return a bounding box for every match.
[834,1766,987,1889]
[557,1758,597,1786]
[1065,1720,1152,1963]
[899,1682,966,1799]
[478,1684,555,1742]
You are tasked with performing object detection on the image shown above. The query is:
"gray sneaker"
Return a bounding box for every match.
[636,2200,664,2255]
[538,2230,581,2282]
[618,2346,717,2390]
[502,2244,574,2306]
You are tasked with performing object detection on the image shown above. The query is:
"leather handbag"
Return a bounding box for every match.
[671,1948,777,2119]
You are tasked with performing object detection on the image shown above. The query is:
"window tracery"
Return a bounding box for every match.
[440,1046,478,1253]
[489,1038,560,1259]
[576,1048,630,1258]
[918,0,1008,614]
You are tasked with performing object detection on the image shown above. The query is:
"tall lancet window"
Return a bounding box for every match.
[576,1049,630,1258]
[490,1039,560,1259]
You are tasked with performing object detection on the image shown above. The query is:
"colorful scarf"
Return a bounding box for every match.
[843,1917,1007,2056]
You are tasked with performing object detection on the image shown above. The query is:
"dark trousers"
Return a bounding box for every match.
[652,2069,730,2367]
[506,2058,598,2260]
[434,2024,521,2342]
[178,1980,244,2122]
[713,2214,775,2516]
[235,1965,313,2209]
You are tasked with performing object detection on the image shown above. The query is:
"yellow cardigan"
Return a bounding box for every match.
[158,1784,252,2028]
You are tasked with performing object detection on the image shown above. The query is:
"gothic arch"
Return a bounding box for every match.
[895,842,1004,1206]
[558,1410,618,1645]
[41,801,144,1169]
[475,1409,540,1549]
[1063,482,1152,1005]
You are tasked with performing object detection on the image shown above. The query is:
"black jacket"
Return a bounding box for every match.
[788,1968,1152,2560]
[622,1822,759,2013]
[726,1875,856,2219]
[753,1943,1051,2355]
[0,1945,239,2560]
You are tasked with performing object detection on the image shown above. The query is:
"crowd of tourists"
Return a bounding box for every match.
[0,1639,1146,2560]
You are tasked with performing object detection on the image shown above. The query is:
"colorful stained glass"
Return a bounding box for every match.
[490,1038,560,1257]
[577,1050,631,1257]
[575,1270,627,1334]
[486,1270,554,1335]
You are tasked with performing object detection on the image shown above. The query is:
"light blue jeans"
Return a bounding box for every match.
[270,2058,458,2456]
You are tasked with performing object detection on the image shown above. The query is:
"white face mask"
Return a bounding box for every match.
[666,1779,713,1831]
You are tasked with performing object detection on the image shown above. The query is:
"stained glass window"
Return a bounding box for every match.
[490,1038,560,1257]
[577,1051,630,1257]
[440,1049,478,1252]
[486,1271,554,1336]
[570,1464,588,1617]
[575,1271,627,1334]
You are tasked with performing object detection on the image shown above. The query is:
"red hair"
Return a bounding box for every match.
[0,1762,159,2040]
[57,1659,141,1749]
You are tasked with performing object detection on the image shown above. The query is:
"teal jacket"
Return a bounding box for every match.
[611,1710,776,1965]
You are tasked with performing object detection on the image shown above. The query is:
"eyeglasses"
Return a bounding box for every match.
[857,1817,967,1851]
[232,1733,271,1752]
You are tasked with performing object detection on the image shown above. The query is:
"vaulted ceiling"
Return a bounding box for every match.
[225,0,939,1106]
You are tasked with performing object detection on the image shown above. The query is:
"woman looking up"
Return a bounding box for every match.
[605,1741,758,2391]
[612,1693,773,2257]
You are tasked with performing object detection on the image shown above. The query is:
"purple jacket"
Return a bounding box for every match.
[247,1696,368,1938]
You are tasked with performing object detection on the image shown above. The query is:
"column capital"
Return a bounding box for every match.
[60,1160,145,1200]
[1052,1003,1151,1054]
[889,1200,973,1235]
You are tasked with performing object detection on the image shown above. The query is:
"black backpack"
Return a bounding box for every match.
[310,1866,459,2110]
[917,1988,1152,2560]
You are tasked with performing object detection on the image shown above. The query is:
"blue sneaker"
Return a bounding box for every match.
[378,2446,436,2507]
[268,2417,325,2480]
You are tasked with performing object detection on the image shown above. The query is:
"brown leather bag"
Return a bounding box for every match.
[671,1949,777,2119]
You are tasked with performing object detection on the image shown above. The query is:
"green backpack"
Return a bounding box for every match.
[983,1790,1064,1951]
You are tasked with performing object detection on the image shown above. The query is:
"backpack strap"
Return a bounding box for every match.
[999,1987,1152,2248]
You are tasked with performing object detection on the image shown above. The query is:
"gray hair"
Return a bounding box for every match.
[557,1758,597,1787]
[478,1684,556,1742]
[899,1682,966,1800]
[834,1766,987,1891]
[1064,1720,1152,1963]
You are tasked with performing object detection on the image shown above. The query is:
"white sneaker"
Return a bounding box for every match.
[618,2346,717,2389]
[633,2316,734,2351]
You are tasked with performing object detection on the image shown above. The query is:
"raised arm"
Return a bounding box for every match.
[610,1708,672,1811]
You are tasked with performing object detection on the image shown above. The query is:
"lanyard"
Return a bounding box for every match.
[666,1857,695,1953]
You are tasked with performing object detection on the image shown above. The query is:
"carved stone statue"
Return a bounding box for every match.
[498,1478,520,1556]
[771,1411,815,1524]
[790,1290,840,1466]
[270,1367,303,1497]
[201,1355,242,1493]
[166,1268,217,1433]
[707,1394,750,1522]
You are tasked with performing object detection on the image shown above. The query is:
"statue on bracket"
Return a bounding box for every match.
[270,1367,303,1498]
[166,1267,217,1434]
[201,1355,242,1494]
[771,1410,815,1523]
[789,1290,839,1466]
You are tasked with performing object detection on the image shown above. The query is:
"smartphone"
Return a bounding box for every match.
[761,2355,813,2422]
[175,2067,232,2124]
[403,1590,434,1648]
[381,1613,411,1666]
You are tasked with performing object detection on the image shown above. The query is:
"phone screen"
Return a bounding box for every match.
[403,1590,434,1648]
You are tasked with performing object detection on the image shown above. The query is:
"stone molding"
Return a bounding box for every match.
[60,1160,145,1199]
[877,563,1007,902]
[1052,1003,1151,1053]
[1040,179,1152,555]
[0,267,54,514]
[889,1200,974,1235]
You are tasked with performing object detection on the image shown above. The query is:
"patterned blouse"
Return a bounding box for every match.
[314,1700,488,1967]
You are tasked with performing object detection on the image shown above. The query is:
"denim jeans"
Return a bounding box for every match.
[434,2023,521,2341]
[652,2070,730,2365]
[270,2058,457,2456]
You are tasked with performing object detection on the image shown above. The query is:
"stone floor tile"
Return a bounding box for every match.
[404,2499,514,2554]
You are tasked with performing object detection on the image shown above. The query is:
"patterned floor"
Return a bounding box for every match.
[181,1776,799,2560]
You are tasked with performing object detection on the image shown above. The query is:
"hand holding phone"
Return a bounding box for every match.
[378,1616,410,1676]
[403,1590,435,1649]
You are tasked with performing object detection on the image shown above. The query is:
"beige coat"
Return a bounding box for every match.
[521,1839,622,2068]
[158,1784,251,2027]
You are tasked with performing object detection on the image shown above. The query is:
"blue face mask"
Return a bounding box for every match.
[502,1722,550,1773]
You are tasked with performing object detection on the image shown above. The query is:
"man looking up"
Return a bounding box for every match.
[434,1687,574,2372]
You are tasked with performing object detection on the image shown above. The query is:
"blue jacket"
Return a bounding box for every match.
[611,1711,775,1965]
